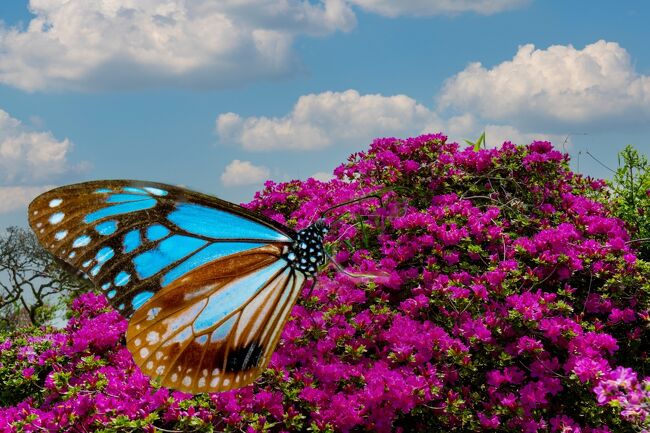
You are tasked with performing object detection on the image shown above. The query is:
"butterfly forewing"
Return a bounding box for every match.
[28,180,295,317]
[28,180,308,392]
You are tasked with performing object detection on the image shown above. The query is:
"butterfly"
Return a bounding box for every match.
[28,180,329,393]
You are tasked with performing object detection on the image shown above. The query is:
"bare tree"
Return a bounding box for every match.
[0,226,88,330]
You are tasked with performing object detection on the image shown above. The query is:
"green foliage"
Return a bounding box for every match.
[464,131,486,151]
[611,145,650,260]
[0,328,53,407]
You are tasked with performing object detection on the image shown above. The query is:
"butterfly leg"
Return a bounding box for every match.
[302,275,325,331]
[303,275,317,300]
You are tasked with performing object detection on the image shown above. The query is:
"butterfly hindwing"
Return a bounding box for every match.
[126,245,306,392]
[28,180,295,318]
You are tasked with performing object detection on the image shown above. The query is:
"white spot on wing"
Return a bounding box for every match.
[139,348,150,358]
[183,376,192,387]
[144,187,167,196]
[146,331,160,345]
[147,307,161,321]
[49,199,62,207]
[49,212,64,224]
[73,235,91,248]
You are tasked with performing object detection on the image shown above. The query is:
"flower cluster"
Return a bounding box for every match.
[594,367,650,429]
[1,134,649,432]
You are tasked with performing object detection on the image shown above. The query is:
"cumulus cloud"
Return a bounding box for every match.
[481,124,566,148]
[0,109,73,182]
[311,171,335,182]
[437,40,650,130]
[216,89,438,150]
[220,159,271,186]
[0,185,54,214]
[0,0,357,91]
[0,108,79,214]
[0,0,532,91]
[347,0,529,17]
[216,88,558,151]
[424,113,566,148]
[216,39,646,170]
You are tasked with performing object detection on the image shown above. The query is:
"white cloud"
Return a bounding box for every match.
[482,124,565,148]
[221,159,271,186]
[437,40,650,130]
[218,40,649,159]
[348,0,529,17]
[0,108,80,215]
[311,171,334,182]
[216,89,438,150]
[0,1,531,91]
[424,113,565,148]
[0,109,73,182]
[216,89,553,151]
[0,185,54,214]
[0,0,357,91]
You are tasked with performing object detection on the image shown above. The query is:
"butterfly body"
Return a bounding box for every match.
[284,220,328,275]
[28,180,327,393]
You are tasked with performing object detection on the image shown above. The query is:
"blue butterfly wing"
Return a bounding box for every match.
[28,180,294,316]
[28,180,306,392]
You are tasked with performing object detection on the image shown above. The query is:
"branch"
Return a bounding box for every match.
[626,237,650,245]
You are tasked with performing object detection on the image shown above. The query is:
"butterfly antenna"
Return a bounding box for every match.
[330,220,363,244]
[324,250,382,280]
[320,192,385,222]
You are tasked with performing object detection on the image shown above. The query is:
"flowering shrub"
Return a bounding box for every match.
[1,134,649,432]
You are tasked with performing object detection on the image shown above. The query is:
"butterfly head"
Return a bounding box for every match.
[286,219,329,276]
[312,218,329,236]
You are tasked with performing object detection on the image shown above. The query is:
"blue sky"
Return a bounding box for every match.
[0,0,649,229]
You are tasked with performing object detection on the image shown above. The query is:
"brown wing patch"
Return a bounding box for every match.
[126,244,307,393]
